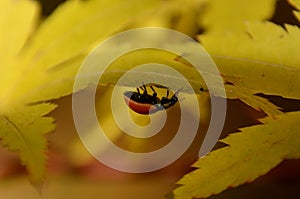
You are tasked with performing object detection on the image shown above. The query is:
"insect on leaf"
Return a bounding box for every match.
[168,1,300,198]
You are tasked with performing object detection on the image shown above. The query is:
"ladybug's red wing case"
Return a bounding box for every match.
[123,84,180,115]
[124,95,159,114]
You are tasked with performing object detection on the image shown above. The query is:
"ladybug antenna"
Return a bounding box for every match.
[174,87,183,97]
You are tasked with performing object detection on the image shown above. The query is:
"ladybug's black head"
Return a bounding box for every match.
[171,95,178,103]
[171,87,183,103]
[160,88,182,109]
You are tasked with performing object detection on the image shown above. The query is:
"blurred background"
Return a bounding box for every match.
[0,0,299,198]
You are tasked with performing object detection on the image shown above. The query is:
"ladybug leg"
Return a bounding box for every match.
[135,88,142,100]
[149,85,155,92]
[139,85,148,95]
[144,85,148,93]
[139,85,145,90]
[140,85,151,102]
[160,90,170,105]
[149,85,160,104]
[143,85,148,95]
[149,85,157,97]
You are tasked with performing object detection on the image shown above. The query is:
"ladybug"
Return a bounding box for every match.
[123,84,181,115]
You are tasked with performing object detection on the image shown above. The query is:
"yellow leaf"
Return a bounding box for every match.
[225,85,282,116]
[169,111,300,199]
[0,0,162,184]
[0,0,39,71]
[289,0,300,21]
[199,21,300,100]
[83,39,281,116]
[0,103,56,185]
[200,0,276,32]
[98,49,208,93]
[130,0,205,37]
[0,0,162,110]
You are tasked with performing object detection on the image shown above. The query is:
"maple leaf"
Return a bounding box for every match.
[200,0,277,32]
[169,0,300,198]
[169,111,300,199]
[194,0,300,117]
[198,0,300,101]
[0,104,56,185]
[1,1,299,198]
[0,0,161,185]
[199,21,300,101]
